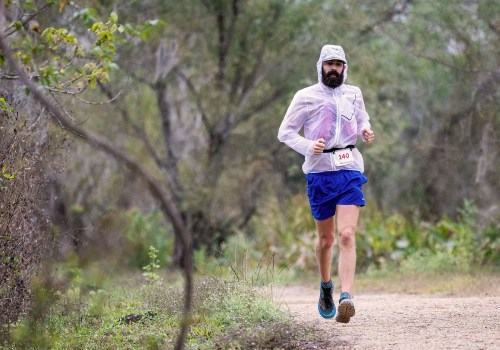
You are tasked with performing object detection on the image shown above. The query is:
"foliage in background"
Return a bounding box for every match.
[5,0,495,270]
[123,209,174,269]
[91,189,498,281]
[199,197,499,280]
[359,200,500,273]
[39,0,498,270]
[43,192,499,293]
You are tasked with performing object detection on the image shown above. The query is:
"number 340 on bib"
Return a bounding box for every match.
[333,148,354,166]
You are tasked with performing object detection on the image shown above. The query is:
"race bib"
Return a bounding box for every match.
[333,148,354,166]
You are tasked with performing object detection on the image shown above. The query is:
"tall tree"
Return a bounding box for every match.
[315,0,499,221]
[369,0,499,220]
[78,0,323,264]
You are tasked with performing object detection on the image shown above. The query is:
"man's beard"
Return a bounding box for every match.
[322,69,344,88]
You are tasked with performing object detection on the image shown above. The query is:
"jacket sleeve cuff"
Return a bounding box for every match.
[306,140,315,156]
[358,123,371,135]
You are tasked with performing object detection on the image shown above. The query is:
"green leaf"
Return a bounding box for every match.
[106,62,119,71]
[110,12,118,24]
[25,0,35,10]
[71,204,85,214]
[73,7,99,27]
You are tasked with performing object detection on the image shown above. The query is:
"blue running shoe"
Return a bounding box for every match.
[336,292,355,323]
[318,280,336,318]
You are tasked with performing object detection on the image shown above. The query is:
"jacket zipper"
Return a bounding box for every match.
[329,90,342,170]
[333,91,342,146]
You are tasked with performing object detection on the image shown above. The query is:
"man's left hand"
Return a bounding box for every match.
[362,129,375,144]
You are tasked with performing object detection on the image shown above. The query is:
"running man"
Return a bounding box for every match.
[277,44,375,322]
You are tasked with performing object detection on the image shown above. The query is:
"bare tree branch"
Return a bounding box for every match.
[203,0,241,84]
[175,69,213,135]
[154,38,179,83]
[358,0,414,38]
[98,82,167,172]
[0,72,18,79]
[73,89,124,105]
[238,87,285,124]
[4,2,51,36]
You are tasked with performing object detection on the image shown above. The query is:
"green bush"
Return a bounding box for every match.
[399,249,457,274]
[122,209,174,269]
[483,223,500,265]
[237,196,499,277]
[358,199,499,273]
[357,207,422,270]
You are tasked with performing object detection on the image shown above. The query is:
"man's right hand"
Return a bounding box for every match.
[313,138,325,155]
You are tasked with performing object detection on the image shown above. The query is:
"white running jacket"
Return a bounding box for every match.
[277,45,371,174]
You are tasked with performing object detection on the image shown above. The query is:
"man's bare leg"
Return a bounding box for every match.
[335,204,359,322]
[315,216,336,318]
[315,216,335,283]
[336,204,359,293]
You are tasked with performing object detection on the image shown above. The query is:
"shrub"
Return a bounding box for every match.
[0,89,61,335]
[359,199,500,273]
[244,195,499,276]
[122,209,174,269]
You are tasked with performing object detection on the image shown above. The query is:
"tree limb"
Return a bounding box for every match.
[358,0,414,38]
[4,2,51,36]
[98,82,167,172]
[175,69,213,135]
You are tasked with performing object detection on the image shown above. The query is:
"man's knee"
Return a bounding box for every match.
[338,226,356,248]
[318,235,334,249]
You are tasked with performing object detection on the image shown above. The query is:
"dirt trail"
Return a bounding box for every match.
[276,285,500,349]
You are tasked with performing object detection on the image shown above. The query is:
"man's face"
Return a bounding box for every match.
[322,59,344,88]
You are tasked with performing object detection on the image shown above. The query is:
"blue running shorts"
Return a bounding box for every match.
[305,170,368,221]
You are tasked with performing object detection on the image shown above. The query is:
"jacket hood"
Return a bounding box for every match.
[316,44,348,85]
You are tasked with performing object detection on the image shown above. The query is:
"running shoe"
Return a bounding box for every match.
[336,292,355,323]
[318,281,336,318]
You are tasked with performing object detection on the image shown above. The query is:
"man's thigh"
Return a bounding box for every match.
[335,205,360,233]
[315,216,335,239]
